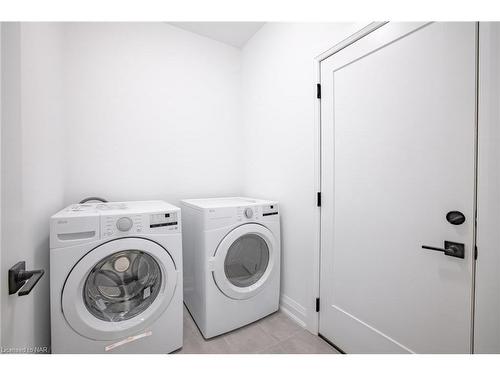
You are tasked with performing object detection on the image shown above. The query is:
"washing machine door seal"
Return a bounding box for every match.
[62,237,177,341]
[212,224,277,300]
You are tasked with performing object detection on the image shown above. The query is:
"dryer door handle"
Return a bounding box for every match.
[208,257,216,271]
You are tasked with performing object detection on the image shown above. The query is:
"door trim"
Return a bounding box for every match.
[312,22,480,353]
[470,21,480,353]
[310,21,388,335]
[0,22,2,346]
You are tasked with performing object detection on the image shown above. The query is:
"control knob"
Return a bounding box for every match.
[116,217,133,232]
[244,208,253,219]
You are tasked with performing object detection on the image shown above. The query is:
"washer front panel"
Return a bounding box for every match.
[62,237,177,341]
[212,224,277,300]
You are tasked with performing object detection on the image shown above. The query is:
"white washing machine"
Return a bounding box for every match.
[50,200,183,354]
[181,197,280,338]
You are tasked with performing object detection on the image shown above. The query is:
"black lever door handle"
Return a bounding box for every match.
[8,261,45,296]
[421,241,465,259]
[18,269,45,296]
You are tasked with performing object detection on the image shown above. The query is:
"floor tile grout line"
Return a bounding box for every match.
[258,340,284,354]
[222,322,280,354]
[181,308,337,354]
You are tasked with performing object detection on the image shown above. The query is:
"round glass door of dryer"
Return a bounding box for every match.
[62,238,177,341]
[224,234,270,288]
[212,224,277,300]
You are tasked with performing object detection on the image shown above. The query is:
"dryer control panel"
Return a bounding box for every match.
[235,203,279,223]
[196,199,279,230]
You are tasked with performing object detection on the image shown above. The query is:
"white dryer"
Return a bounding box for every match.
[50,201,183,353]
[181,197,280,338]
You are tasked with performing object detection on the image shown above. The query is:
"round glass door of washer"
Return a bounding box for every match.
[84,250,162,322]
[212,224,277,300]
[62,238,177,341]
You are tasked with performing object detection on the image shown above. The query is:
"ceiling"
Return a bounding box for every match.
[169,22,265,48]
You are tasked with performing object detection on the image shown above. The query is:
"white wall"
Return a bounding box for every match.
[62,23,242,206]
[2,22,243,350]
[240,23,367,330]
[1,22,65,351]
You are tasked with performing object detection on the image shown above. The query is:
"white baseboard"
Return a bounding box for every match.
[279,294,307,328]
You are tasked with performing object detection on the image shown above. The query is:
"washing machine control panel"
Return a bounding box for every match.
[103,215,143,238]
[101,211,180,238]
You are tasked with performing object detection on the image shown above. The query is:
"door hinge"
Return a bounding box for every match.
[317,192,321,207]
[316,83,321,99]
[316,298,320,312]
[475,245,478,260]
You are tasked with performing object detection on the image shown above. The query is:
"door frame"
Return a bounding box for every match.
[0,21,3,346]
[309,21,387,335]
[310,21,479,354]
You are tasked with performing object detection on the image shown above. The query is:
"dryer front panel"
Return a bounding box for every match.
[211,224,278,300]
[62,237,177,341]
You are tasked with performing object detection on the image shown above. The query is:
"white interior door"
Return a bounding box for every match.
[319,22,477,354]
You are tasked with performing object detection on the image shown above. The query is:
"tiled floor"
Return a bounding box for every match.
[176,306,339,354]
